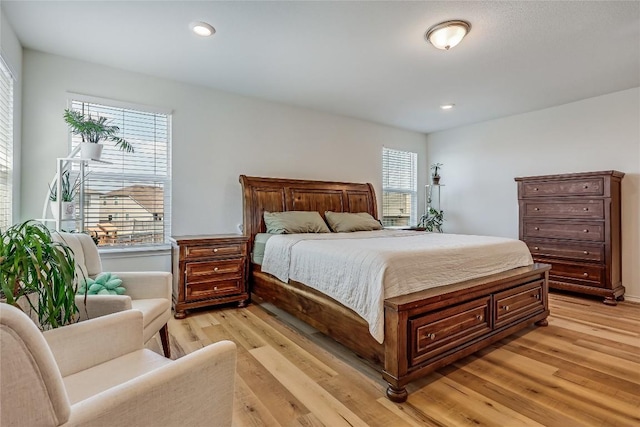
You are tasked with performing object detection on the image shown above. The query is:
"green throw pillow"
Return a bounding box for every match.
[77,272,126,295]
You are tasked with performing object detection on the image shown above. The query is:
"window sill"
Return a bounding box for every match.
[98,244,171,259]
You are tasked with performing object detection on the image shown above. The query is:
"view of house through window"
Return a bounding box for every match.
[382,147,417,227]
[0,57,14,231]
[69,99,171,246]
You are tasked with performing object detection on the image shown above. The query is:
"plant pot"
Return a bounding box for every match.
[51,201,76,220]
[432,176,441,185]
[80,142,103,160]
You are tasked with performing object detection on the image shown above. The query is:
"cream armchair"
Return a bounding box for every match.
[0,303,236,427]
[54,232,172,357]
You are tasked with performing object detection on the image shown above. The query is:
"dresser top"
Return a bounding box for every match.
[515,170,624,182]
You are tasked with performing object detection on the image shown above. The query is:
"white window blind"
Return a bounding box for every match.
[69,99,171,247]
[382,147,417,227]
[0,57,14,230]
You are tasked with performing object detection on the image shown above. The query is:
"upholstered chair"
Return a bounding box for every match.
[53,232,172,357]
[0,303,236,427]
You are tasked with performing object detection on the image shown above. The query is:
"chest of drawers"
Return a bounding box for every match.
[515,171,624,305]
[171,234,249,318]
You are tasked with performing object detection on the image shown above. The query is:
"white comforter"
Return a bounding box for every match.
[262,230,533,343]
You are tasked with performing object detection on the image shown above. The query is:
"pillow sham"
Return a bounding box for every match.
[324,211,383,232]
[264,211,331,234]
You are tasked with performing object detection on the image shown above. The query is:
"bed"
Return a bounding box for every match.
[240,175,550,402]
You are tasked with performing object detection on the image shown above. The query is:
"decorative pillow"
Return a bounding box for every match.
[264,211,331,234]
[324,211,383,232]
[77,272,126,295]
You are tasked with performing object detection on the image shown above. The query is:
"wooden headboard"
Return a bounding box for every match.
[239,175,378,249]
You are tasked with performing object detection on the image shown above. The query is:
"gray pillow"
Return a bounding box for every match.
[324,211,383,232]
[264,211,331,234]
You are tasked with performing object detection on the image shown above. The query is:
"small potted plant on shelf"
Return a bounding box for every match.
[418,207,444,233]
[64,109,134,160]
[0,220,83,330]
[48,170,81,220]
[431,163,443,185]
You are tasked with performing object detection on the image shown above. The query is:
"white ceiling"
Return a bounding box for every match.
[3,1,639,133]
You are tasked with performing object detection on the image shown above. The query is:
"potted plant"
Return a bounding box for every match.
[431,163,443,185]
[0,220,83,330]
[64,109,134,160]
[48,170,81,220]
[419,207,444,232]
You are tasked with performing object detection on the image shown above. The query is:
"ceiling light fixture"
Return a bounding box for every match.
[440,104,455,110]
[425,20,471,50]
[190,21,215,37]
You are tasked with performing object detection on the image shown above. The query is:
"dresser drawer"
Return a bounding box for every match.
[523,220,604,242]
[493,280,545,329]
[409,296,491,367]
[522,199,604,219]
[186,279,244,302]
[185,243,245,259]
[186,259,244,284]
[525,239,604,262]
[539,259,605,287]
[521,178,604,198]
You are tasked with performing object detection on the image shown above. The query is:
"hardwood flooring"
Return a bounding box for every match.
[148,293,640,426]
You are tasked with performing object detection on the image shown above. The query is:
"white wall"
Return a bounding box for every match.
[427,88,640,299]
[1,9,22,223]
[20,50,428,270]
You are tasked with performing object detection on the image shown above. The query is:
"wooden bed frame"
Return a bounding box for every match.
[240,175,551,402]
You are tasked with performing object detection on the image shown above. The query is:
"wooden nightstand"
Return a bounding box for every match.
[171,234,249,319]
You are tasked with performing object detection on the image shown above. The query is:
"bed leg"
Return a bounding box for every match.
[535,318,548,327]
[386,385,408,403]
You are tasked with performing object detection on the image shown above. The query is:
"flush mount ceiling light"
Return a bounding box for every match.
[190,21,215,37]
[440,104,455,110]
[425,20,471,50]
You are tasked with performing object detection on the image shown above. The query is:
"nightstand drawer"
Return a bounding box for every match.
[523,220,604,241]
[521,178,604,198]
[185,243,245,259]
[186,279,243,302]
[186,259,244,284]
[523,200,604,219]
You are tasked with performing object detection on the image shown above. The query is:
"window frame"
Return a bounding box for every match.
[67,93,172,248]
[381,147,418,228]
[0,55,15,230]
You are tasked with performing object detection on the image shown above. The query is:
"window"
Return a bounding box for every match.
[0,57,14,230]
[69,97,171,247]
[382,147,417,227]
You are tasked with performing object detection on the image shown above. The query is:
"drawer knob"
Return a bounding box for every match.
[583,229,589,233]
[533,187,539,191]
[428,333,436,340]
[476,315,483,321]
[583,272,589,277]
[534,227,539,231]
[214,267,219,272]
[503,305,510,311]
[534,246,539,250]
[583,207,589,211]
[534,207,540,211]
[213,248,218,253]
[583,185,589,189]
[533,294,540,300]
[583,251,589,255]
[214,286,218,290]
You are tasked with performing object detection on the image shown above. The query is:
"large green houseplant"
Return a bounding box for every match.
[64,109,134,159]
[0,220,83,330]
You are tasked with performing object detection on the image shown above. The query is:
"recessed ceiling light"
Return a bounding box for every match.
[440,104,455,110]
[426,20,471,50]
[190,21,215,37]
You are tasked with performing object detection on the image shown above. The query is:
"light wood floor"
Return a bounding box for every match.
[149,293,640,427]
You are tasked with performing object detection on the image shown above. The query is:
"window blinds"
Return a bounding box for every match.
[382,147,417,227]
[0,58,14,230]
[69,100,171,247]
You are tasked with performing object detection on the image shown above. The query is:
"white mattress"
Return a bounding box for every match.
[261,230,533,344]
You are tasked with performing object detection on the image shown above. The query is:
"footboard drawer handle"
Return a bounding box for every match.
[476,315,483,321]
[534,227,539,231]
[214,286,218,290]
[214,267,219,272]
[534,246,539,250]
[503,305,510,311]
[213,248,218,253]
[583,272,589,277]
[425,333,436,340]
